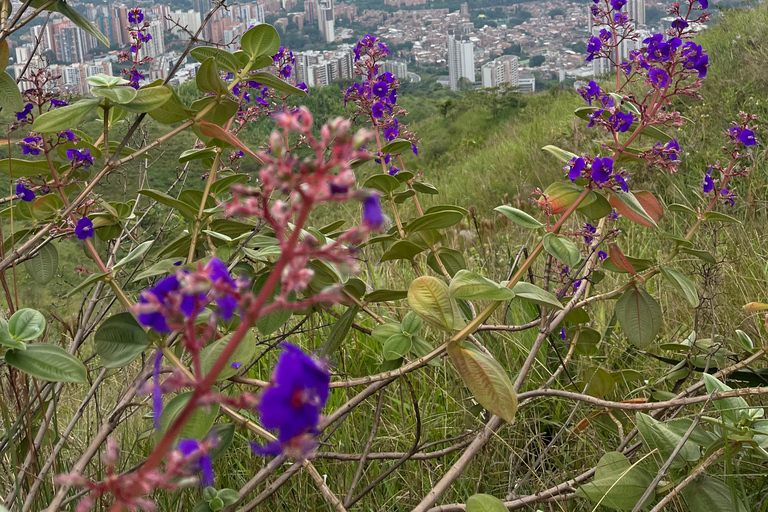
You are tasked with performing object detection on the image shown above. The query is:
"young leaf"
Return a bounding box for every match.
[190,47,243,73]
[615,288,662,348]
[408,276,463,331]
[196,58,226,95]
[249,72,308,96]
[609,190,660,228]
[539,182,594,214]
[32,98,100,133]
[543,234,581,267]
[660,267,699,307]
[703,211,740,223]
[5,344,87,383]
[494,205,544,229]
[447,341,518,423]
[94,313,149,368]
[113,241,154,270]
[24,243,58,285]
[383,334,412,360]
[703,373,763,424]
[466,494,507,512]
[91,85,137,104]
[371,322,402,344]
[8,308,46,341]
[541,144,578,162]
[668,203,698,216]
[240,24,281,59]
[449,270,515,301]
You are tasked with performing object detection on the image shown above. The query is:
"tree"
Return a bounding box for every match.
[530,55,545,67]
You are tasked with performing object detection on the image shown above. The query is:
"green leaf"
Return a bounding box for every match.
[0,158,52,178]
[494,205,544,229]
[447,341,518,423]
[56,0,109,46]
[404,211,464,233]
[541,181,595,214]
[734,330,754,351]
[541,144,578,162]
[5,344,87,383]
[0,71,23,111]
[680,247,717,264]
[365,289,407,302]
[319,306,359,358]
[65,271,110,297]
[412,181,438,194]
[190,47,243,73]
[148,89,193,124]
[615,288,662,348]
[569,326,602,356]
[120,85,173,113]
[602,255,656,273]
[196,58,226,95]
[210,174,249,196]
[180,148,219,164]
[32,98,100,133]
[364,174,401,195]
[371,322,402,344]
[512,282,563,310]
[200,330,257,381]
[669,203,698,216]
[543,233,581,267]
[208,423,236,460]
[466,494,507,512]
[427,248,466,278]
[0,320,26,350]
[86,73,126,87]
[635,412,699,469]
[94,313,149,368]
[401,311,423,335]
[24,243,58,285]
[249,72,308,96]
[681,476,748,512]
[639,124,672,142]
[393,189,415,203]
[449,270,515,301]
[113,241,154,270]
[703,373,763,424]
[611,191,658,228]
[383,334,412,360]
[660,267,698,307]
[380,240,425,262]
[0,40,9,69]
[8,308,46,341]
[132,259,182,282]
[408,276,463,332]
[138,189,199,218]
[703,211,740,223]
[160,391,220,440]
[380,138,413,155]
[575,451,654,511]
[577,192,612,220]
[240,24,281,58]
[91,85,137,104]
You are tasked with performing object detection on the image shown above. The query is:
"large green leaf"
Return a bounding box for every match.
[449,270,515,301]
[611,191,658,228]
[615,288,662,348]
[383,334,412,360]
[494,205,544,229]
[512,282,563,310]
[5,344,87,383]
[408,276,463,331]
[543,233,581,267]
[635,412,699,469]
[138,189,199,218]
[24,243,58,285]
[91,85,137,104]
[240,24,281,58]
[404,210,464,233]
[703,373,763,424]
[380,138,413,155]
[575,451,654,510]
[466,494,507,512]
[447,341,518,423]
[427,248,466,278]
[681,476,748,512]
[32,98,100,133]
[0,159,52,178]
[113,241,154,271]
[319,306,359,358]
[8,308,46,341]
[160,391,220,440]
[200,330,257,381]
[196,58,227,95]
[248,72,308,97]
[94,313,149,368]
[190,47,243,73]
[0,71,23,111]
[120,85,173,113]
[380,240,425,262]
[660,267,699,307]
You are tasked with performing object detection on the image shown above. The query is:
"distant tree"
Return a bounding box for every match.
[457,77,474,91]
[530,55,545,67]
[571,41,587,53]
[548,8,565,17]
[503,43,522,56]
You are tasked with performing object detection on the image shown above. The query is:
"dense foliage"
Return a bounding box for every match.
[1,1,767,512]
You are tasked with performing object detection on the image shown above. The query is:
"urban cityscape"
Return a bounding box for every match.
[4,0,711,96]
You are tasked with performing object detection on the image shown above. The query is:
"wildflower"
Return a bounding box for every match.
[598,250,608,261]
[372,81,388,98]
[666,139,680,160]
[388,165,400,176]
[371,101,385,119]
[178,439,214,487]
[362,194,384,230]
[586,36,602,62]
[583,223,597,244]
[16,103,33,121]
[66,148,94,169]
[568,157,586,181]
[649,68,670,88]
[137,275,183,333]
[610,111,634,132]
[682,42,708,77]
[721,188,737,206]
[383,119,399,141]
[75,217,94,240]
[610,0,627,9]
[698,0,708,8]
[672,18,688,29]
[153,351,163,430]
[591,157,613,184]
[50,98,68,108]
[60,130,76,141]
[127,8,144,24]
[560,327,567,340]
[614,12,629,24]
[203,258,238,321]
[231,362,243,369]
[297,82,308,92]
[20,135,42,156]
[16,183,35,202]
[730,127,757,146]
[580,81,601,105]
[614,174,629,192]
[252,344,330,458]
[702,168,714,193]
[412,144,418,155]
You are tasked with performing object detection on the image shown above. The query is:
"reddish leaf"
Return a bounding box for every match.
[609,190,663,228]
[196,120,263,164]
[607,242,636,276]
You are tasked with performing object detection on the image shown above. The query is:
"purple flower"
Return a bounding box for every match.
[736,128,757,146]
[66,148,94,169]
[362,195,384,229]
[137,32,152,42]
[580,80,601,105]
[383,119,399,141]
[20,136,41,156]
[16,103,33,121]
[560,327,567,340]
[610,0,627,9]
[297,82,308,92]
[178,439,214,487]
[231,362,243,369]
[614,174,629,192]
[252,344,330,458]
[586,36,602,62]
[75,217,94,240]
[50,98,68,108]
[598,250,608,261]
[703,168,714,193]
[698,0,708,8]
[666,139,680,160]
[127,9,144,24]
[61,130,76,141]
[610,111,634,133]
[412,144,418,156]
[649,68,670,88]
[372,81,388,98]
[583,222,597,244]
[371,101,385,118]
[569,157,585,181]
[591,157,613,184]
[16,183,35,202]
[614,12,628,24]
[138,275,184,332]
[204,258,237,321]
[153,351,163,430]
[379,72,395,84]
[672,18,688,29]
[682,42,708,78]
[388,165,400,176]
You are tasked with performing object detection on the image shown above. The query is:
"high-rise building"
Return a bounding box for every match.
[447,33,474,91]
[481,55,518,89]
[305,0,316,24]
[382,60,408,81]
[317,0,335,43]
[626,0,646,26]
[588,0,647,76]
[194,0,214,39]
[141,20,165,59]
[168,10,202,36]
[518,73,536,94]
[460,2,469,16]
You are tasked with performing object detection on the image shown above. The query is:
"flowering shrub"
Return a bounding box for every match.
[0,2,766,512]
